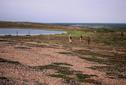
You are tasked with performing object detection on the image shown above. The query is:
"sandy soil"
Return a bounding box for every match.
[0,42,126,85]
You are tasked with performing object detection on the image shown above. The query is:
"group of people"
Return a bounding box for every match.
[68,34,91,45]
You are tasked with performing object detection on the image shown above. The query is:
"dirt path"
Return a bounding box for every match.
[0,42,126,85]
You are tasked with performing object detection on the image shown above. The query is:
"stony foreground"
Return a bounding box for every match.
[0,41,126,85]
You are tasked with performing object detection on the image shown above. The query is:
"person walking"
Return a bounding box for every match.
[80,35,83,42]
[87,36,91,45]
[68,34,72,43]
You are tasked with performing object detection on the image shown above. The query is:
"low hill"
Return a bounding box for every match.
[0,21,81,30]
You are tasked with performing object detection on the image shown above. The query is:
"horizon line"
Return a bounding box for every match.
[0,20,126,24]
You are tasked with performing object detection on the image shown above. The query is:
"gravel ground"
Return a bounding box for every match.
[0,42,126,85]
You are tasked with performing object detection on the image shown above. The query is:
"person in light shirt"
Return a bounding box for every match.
[68,34,72,43]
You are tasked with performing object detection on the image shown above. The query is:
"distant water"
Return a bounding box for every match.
[0,28,66,36]
[50,23,126,29]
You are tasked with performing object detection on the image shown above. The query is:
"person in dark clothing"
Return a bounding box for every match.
[80,35,83,42]
[121,32,124,37]
[87,36,91,45]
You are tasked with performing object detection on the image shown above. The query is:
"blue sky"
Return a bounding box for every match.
[0,0,126,23]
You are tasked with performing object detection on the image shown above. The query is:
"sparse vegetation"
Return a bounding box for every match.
[76,73,96,82]
[0,77,17,85]
[52,62,73,66]
[0,23,126,85]
[0,58,22,65]
[72,49,126,79]
[33,63,97,85]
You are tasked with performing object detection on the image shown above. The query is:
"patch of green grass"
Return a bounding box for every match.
[67,30,93,37]
[76,73,96,82]
[72,49,126,79]
[49,73,81,85]
[33,63,97,84]
[72,50,112,64]
[79,56,105,64]
[33,63,74,76]
[89,57,126,79]
[67,30,84,37]
[0,76,17,85]
[49,73,68,79]
[32,64,70,71]
[15,46,31,49]
[52,62,73,66]
[58,52,75,56]
[33,63,75,82]
[73,50,112,58]
[94,32,126,47]
[0,58,22,65]
[56,69,74,75]
[88,62,126,79]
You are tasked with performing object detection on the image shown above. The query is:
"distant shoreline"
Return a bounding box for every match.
[0,21,126,32]
[0,21,81,30]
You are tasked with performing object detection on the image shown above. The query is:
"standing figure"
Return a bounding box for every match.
[16,31,18,36]
[87,36,91,45]
[80,35,83,42]
[68,34,72,43]
[121,32,124,37]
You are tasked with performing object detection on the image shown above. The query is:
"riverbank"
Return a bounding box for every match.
[0,21,81,30]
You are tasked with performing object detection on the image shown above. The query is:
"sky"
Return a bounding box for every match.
[0,0,126,23]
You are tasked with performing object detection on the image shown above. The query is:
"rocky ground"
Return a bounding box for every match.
[0,40,126,85]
